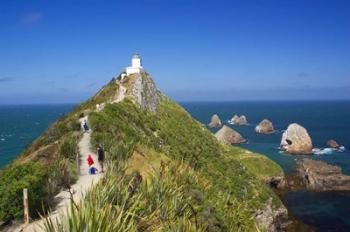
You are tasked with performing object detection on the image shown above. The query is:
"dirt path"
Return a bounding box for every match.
[113,82,126,103]
[17,116,103,232]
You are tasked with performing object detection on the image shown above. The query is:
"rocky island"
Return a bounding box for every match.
[255,119,275,134]
[208,114,222,128]
[230,114,248,125]
[215,125,246,144]
[280,123,313,154]
[327,139,341,149]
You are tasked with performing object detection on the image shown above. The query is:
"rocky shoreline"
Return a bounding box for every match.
[208,113,348,231]
[296,159,350,191]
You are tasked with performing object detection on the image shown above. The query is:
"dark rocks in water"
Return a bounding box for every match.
[255,119,276,134]
[215,125,246,144]
[296,159,350,191]
[327,139,340,149]
[209,114,222,128]
[280,123,313,154]
[267,176,287,189]
[255,198,289,232]
[230,114,248,125]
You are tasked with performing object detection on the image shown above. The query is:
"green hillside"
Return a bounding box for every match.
[0,73,286,231]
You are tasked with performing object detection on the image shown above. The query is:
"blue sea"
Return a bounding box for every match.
[1,102,350,231]
[0,104,75,168]
[181,101,350,232]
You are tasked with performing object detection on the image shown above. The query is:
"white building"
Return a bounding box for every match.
[125,54,143,76]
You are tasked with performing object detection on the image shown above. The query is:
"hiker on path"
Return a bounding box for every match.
[97,144,105,173]
[81,121,85,133]
[87,154,98,174]
[87,154,94,167]
[82,120,89,133]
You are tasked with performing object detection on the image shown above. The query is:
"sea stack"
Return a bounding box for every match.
[230,115,248,125]
[327,139,340,149]
[209,114,222,128]
[215,125,246,145]
[255,119,275,134]
[280,123,313,154]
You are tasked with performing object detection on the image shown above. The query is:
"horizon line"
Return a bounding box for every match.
[1,99,350,106]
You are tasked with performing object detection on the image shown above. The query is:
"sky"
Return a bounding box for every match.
[0,0,349,104]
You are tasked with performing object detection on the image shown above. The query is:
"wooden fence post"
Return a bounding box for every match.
[76,153,80,175]
[23,188,29,225]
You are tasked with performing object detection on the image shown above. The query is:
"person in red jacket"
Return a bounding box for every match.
[87,155,94,167]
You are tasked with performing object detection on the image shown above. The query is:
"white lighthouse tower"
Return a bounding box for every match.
[125,54,143,76]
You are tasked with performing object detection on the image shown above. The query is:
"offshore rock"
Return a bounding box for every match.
[209,114,222,128]
[280,123,313,154]
[230,115,248,125]
[215,125,246,144]
[327,139,340,149]
[255,119,275,134]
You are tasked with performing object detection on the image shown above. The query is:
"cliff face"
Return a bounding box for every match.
[114,72,163,112]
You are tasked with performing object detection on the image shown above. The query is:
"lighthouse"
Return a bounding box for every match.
[125,54,143,76]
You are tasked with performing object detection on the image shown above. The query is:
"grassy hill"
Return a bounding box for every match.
[0,72,286,231]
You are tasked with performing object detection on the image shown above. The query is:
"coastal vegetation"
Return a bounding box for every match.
[0,111,81,222]
[1,74,285,231]
[0,162,46,220]
[67,96,283,230]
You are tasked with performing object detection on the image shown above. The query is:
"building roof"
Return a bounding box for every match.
[132,54,141,59]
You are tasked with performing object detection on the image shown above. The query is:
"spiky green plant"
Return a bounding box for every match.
[42,164,139,232]
[43,159,262,232]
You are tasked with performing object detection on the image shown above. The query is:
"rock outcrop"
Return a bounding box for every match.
[255,198,289,232]
[209,114,222,128]
[215,125,246,144]
[115,72,163,112]
[230,115,248,125]
[280,123,313,154]
[296,159,350,191]
[267,176,287,189]
[255,119,275,134]
[327,139,340,149]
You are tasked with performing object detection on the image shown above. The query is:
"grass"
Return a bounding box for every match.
[222,145,283,181]
[0,109,82,221]
[84,98,284,231]
[0,79,120,221]
[2,76,284,230]
[126,146,170,179]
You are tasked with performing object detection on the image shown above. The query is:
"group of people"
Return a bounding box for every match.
[86,144,105,174]
[81,119,106,174]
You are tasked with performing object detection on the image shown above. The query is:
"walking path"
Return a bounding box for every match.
[113,81,126,103]
[16,116,102,232]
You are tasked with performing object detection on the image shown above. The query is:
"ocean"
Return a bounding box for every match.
[0,104,75,168]
[182,101,350,232]
[1,101,350,231]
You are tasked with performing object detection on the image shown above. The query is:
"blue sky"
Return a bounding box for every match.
[0,0,349,103]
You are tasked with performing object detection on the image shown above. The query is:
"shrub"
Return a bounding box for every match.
[87,99,281,230]
[59,134,79,160]
[0,162,47,221]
